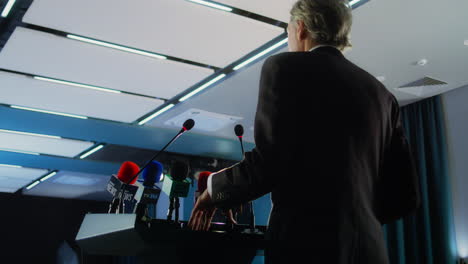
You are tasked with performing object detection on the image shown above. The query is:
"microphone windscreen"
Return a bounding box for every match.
[234,124,244,137]
[183,119,195,131]
[197,171,211,192]
[142,161,163,187]
[171,161,189,181]
[117,161,140,185]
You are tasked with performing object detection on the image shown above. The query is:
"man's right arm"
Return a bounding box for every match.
[376,97,421,224]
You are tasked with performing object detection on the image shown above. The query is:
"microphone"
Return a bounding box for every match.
[234,124,256,233]
[107,161,140,213]
[195,171,211,202]
[163,160,191,223]
[116,119,195,211]
[134,161,163,221]
[234,124,245,157]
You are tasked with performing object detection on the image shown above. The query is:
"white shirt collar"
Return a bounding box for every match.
[308,45,335,52]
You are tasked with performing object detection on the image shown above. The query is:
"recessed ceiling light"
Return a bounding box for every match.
[34,76,122,94]
[25,181,40,190]
[40,171,58,182]
[0,0,16,18]
[349,0,362,6]
[233,38,288,71]
[79,144,105,159]
[0,128,61,139]
[11,105,88,119]
[464,40,468,46]
[0,148,40,155]
[67,34,167,60]
[0,164,22,168]
[416,59,428,66]
[187,0,233,12]
[138,104,176,125]
[179,74,226,102]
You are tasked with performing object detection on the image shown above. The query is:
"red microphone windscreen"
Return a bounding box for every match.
[117,161,140,185]
[197,171,211,192]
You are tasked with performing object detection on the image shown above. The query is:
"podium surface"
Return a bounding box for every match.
[76,214,266,263]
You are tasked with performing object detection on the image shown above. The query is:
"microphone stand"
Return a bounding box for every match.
[174,197,180,224]
[234,125,258,234]
[167,197,174,221]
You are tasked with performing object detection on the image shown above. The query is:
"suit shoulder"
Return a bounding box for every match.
[262,52,310,73]
[265,52,306,65]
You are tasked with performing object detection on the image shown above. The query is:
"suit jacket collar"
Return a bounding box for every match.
[310,46,344,58]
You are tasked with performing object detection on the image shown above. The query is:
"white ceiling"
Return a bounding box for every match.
[345,0,468,101]
[216,0,296,22]
[22,0,284,67]
[0,26,214,99]
[0,129,94,158]
[0,165,48,193]
[0,71,164,123]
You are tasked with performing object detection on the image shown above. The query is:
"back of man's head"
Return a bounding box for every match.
[290,0,353,50]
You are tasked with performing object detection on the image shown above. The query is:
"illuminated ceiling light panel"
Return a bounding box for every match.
[0,27,214,99]
[0,71,164,123]
[0,0,16,18]
[187,0,233,12]
[216,0,363,22]
[215,0,297,22]
[67,34,167,60]
[40,171,57,182]
[25,181,40,190]
[0,129,94,158]
[23,171,111,200]
[233,38,288,70]
[79,144,105,159]
[349,0,362,6]
[34,76,122,94]
[138,104,175,126]
[0,165,48,193]
[0,128,61,139]
[10,105,88,120]
[22,0,283,67]
[179,74,226,102]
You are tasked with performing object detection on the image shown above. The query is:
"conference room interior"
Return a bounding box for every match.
[1,0,468,263]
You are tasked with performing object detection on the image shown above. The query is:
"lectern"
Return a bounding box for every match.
[76,214,266,264]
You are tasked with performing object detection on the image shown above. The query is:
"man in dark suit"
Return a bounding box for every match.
[189,0,420,263]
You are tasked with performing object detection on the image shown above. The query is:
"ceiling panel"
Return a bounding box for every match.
[216,0,296,22]
[0,27,214,99]
[22,170,112,200]
[0,165,48,192]
[0,129,94,158]
[22,0,284,67]
[0,71,164,123]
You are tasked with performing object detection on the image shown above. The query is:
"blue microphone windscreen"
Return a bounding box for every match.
[142,161,163,187]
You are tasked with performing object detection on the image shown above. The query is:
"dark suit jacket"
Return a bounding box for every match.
[211,47,420,263]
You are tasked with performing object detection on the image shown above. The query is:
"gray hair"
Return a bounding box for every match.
[290,0,353,50]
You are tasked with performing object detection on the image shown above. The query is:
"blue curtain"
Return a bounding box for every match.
[384,95,458,264]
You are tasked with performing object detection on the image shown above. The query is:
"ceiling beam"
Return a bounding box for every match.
[0,105,251,161]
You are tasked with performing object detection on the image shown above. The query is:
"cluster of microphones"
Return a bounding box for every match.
[106,119,254,230]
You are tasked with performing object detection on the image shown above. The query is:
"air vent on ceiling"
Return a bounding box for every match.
[397,76,449,97]
[165,108,243,132]
[398,77,448,88]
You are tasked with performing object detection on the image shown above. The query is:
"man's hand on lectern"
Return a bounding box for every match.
[188,190,237,231]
